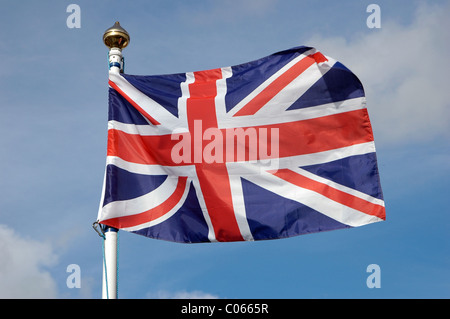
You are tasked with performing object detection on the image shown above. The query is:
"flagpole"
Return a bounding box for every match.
[101,226,118,299]
[101,21,130,299]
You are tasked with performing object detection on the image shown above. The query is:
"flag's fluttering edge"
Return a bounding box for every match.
[97,46,385,243]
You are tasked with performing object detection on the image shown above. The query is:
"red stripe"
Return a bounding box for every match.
[233,53,327,117]
[101,176,188,228]
[107,129,191,166]
[109,80,160,125]
[107,108,373,165]
[187,70,244,242]
[267,108,374,158]
[271,169,386,220]
[224,108,373,161]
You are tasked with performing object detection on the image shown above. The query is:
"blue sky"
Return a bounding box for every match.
[0,0,449,298]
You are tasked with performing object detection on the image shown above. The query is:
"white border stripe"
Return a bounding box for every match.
[106,156,197,177]
[176,72,195,128]
[219,97,366,129]
[108,120,163,136]
[191,177,217,242]
[229,175,254,241]
[215,67,233,127]
[276,141,376,170]
[225,141,376,174]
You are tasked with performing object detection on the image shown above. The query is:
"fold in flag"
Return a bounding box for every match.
[97,46,385,243]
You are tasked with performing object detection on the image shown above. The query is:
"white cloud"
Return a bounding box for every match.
[148,290,219,299]
[306,1,450,145]
[0,224,59,298]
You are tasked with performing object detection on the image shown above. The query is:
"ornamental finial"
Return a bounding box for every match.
[103,21,130,50]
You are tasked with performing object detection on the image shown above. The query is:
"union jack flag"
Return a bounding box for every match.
[97,46,385,243]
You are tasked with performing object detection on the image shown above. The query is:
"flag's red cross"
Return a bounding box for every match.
[104,52,385,242]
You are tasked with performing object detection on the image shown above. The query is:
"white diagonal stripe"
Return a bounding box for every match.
[289,166,385,207]
[244,169,383,227]
[122,179,191,232]
[100,175,181,220]
[109,72,181,130]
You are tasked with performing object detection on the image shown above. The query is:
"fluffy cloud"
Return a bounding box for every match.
[307,2,450,145]
[0,225,58,298]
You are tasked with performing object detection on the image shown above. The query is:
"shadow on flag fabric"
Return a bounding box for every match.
[97,46,386,243]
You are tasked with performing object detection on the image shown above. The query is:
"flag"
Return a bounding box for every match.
[97,46,385,243]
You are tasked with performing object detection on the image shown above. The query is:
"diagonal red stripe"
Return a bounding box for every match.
[100,176,188,229]
[109,80,160,125]
[233,52,327,117]
[270,169,386,220]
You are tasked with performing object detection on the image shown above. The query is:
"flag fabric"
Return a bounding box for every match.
[97,46,385,243]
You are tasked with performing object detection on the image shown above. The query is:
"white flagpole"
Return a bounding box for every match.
[102,227,118,299]
[101,21,130,299]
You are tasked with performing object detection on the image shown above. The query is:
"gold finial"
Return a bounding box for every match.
[103,21,130,49]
